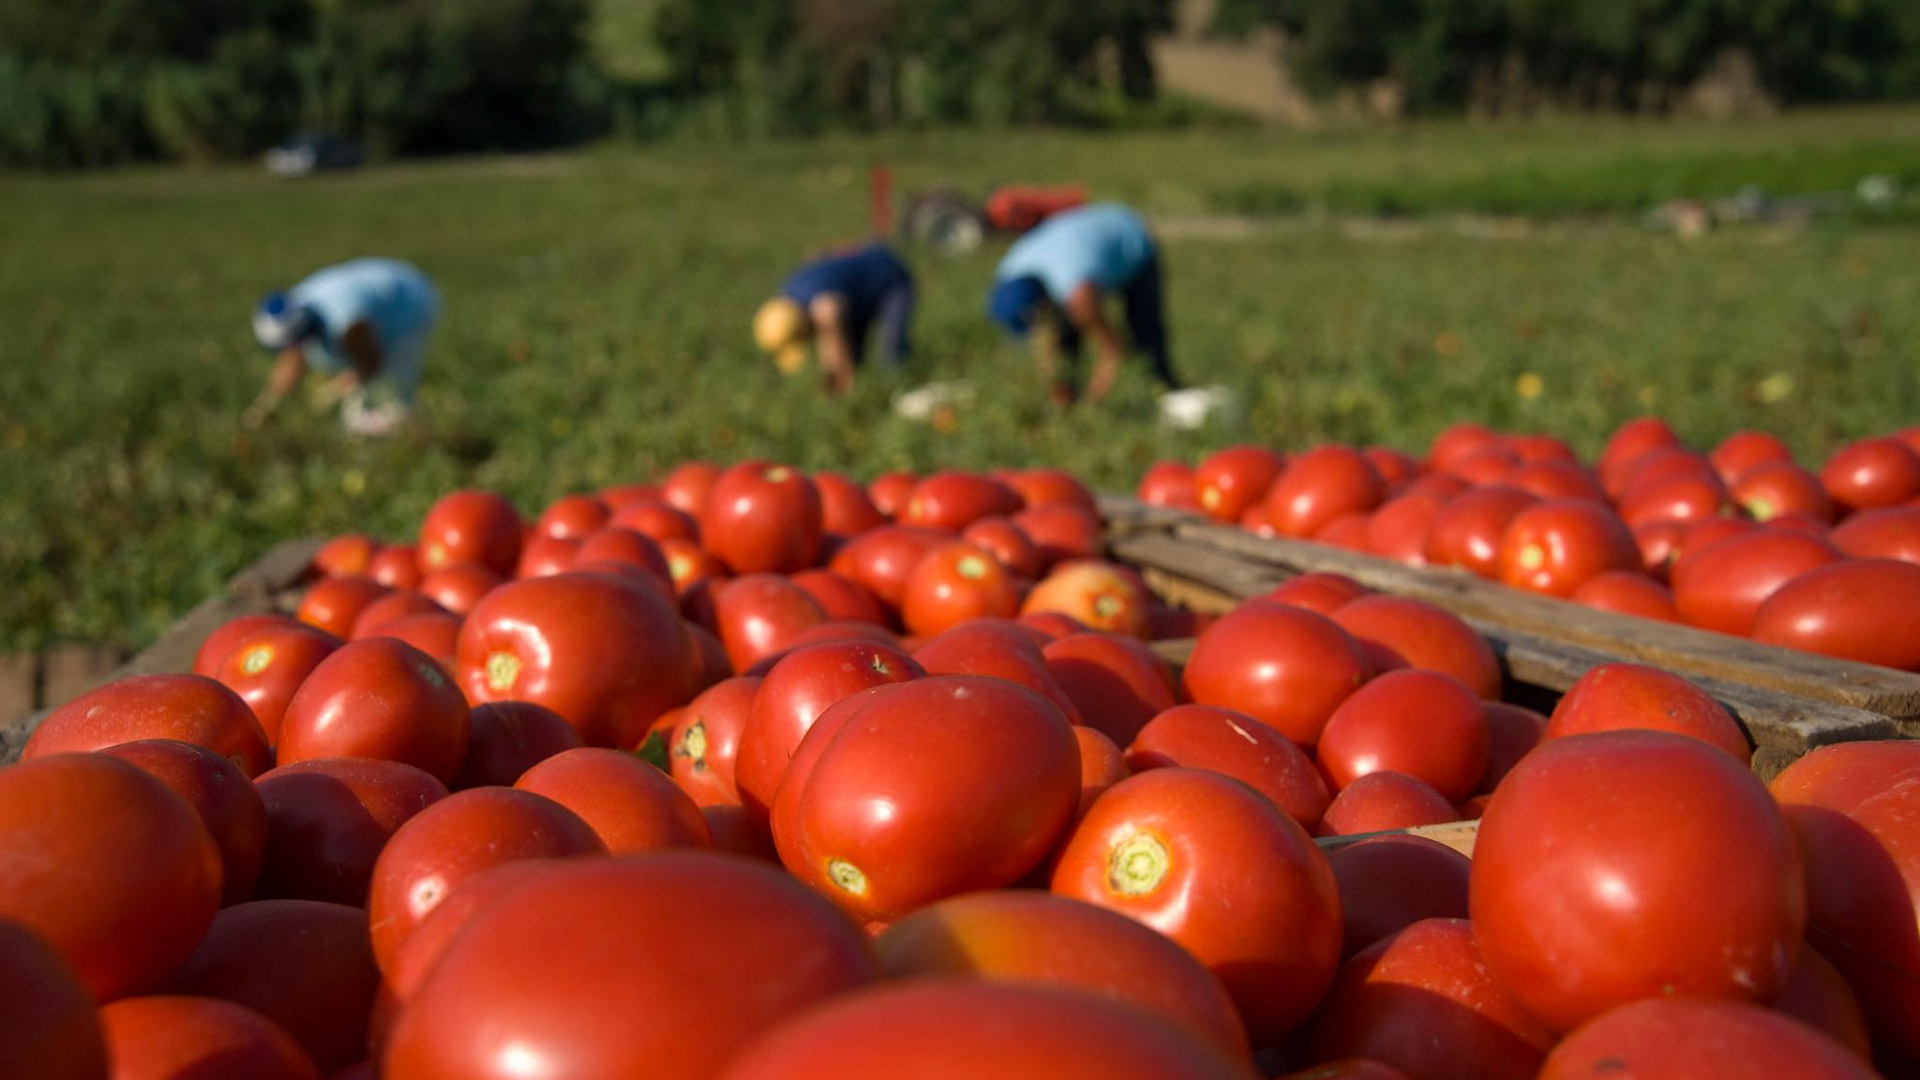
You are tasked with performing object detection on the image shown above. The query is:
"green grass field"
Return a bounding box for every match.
[4,109,1920,653]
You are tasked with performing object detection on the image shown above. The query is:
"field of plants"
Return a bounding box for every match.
[5,107,1920,652]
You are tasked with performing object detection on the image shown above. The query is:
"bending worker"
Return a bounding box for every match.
[246,257,440,436]
[987,202,1182,405]
[754,242,914,394]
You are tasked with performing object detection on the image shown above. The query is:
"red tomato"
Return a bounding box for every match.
[1750,558,1920,669]
[1597,417,1683,496]
[866,470,918,518]
[775,676,1079,921]
[1041,632,1177,746]
[810,471,886,536]
[609,499,701,543]
[99,740,266,905]
[252,758,447,905]
[658,538,727,600]
[1537,998,1877,1080]
[1317,772,1459,836]
[598,481,661,509]
[1073,726,1128,816]
[513,532,578,578]
[1509,460,1604,503]
[371,613,461,671]
[1671,530,1841,636]
[1402,473,1470,503]
[911,620,1086,724]
[1331,596,1501,700]
[101,996,320,1080]
[314,535,378,579]
[458,572,697,748]
[873,892,1249,1060]
[451,701,584,789]
[277,638,470,783]
[1363,493,1444,566]
[902,541,1022,636]
[1423,487,1537,577]
[1194,445,1286,523]
[1182,601,1369,747]
[1267,446,1387,539]
[1446,446,1520,486]
[1545,663,1749,763]
[1671,515,1757,569]
[0,755,219,1002]
[705,573,824,672]
[1630,518,1688,581]
[827,525,952,613]
[193,613,300,678]
[1830,505,1920,564]
[779,619,898,651]
[1308,918,1554,1080]
[1326,837,1471,957]
[367,787,606,971]
[781,572,879,629]
[1620,447,1719,493]
[1507,434,1580,465]
[1733,460,1834,523]
[383,853,876,1080]
[297,576,391,640]
[1263,571,1372,615]
[1021,560,1152,638]
[700,462,824,574]
[1821,437,1920,513]
[572,527,671,586]
[1497,499,1639,597]
[1241,501,1279,536]
[417,490,522,577]
[366,544,422,590]
[349,590,449,641]
[416,562,502,616]
[166,899,380,1072]
[1125,703,1330,831]
[1619,473,1732,529]
[900,471,1023,532]
[1710,430,1794,485]
[961,516,1042,579]
[1427,422,1505,473]
[1470,731,1805,1033]
[1277,1063,1411,1080]
[1365,445,1423,485]
[667,676,761,807]
[0,920,107,1080]
[660,461,721,518]
[514,747,712,854]
[1473,701,1547,794]
[1773,945,1872,1060]
[533,495,608,541]
[1050,767,1342,1044]
[26,673,270,777]
[1137,460,1201,509]
[1318,670,1490,801]
[1569,570,1678,621]
[1004,467,1098,513]
[1010,503,1104,570]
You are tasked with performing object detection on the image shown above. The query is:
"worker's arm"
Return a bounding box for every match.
[809,293,855,395]
[243,347,309,429]
[1029,317,1074,407]
[1063,282,1124,403]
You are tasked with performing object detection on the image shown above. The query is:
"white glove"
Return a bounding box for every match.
[341,391,410,437]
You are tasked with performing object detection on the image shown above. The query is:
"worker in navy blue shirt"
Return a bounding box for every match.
[754,243,914,395]
[987,203,1180,405]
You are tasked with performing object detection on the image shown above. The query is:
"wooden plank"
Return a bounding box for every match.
[1172,522,1920,720]
[40,645,125,712]
[1096,494,1204,537]
[1110,532,1288,605]
[0,653,37,726]
[1315,820,1479,859]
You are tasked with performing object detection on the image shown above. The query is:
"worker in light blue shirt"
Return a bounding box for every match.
[987,203,1181,405]
[246,258,440,435]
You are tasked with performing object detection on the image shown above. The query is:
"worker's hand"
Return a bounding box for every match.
[1084,349,1122,403]
[310,372,359,410]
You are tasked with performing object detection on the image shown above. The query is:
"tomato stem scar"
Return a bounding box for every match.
[485,651,522,692]
[826,859,868,896]
[1106,832,1169,896]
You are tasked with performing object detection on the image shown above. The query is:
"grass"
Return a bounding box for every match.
[4,109,1920,653]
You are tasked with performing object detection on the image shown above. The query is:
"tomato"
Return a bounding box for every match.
[1508,434,1580,465]
[609,498,701,544]
[776,676,1079,921]
[26,673,270,776]
[1317,772,1458,836]
[780,619,899,651]
[1538,998,1876,1080]
[418,490,523,578]
[1752,558,1920,670]
[1021,560,1152,638]
[1711,430,1794,485]
[1242,501,1279,537]
[660,460,722,518]
[665,676,761,807]
[1004,467,1098,513]
[1050,767,1341,1045]
[571,527,672,587]
[1422,487,1535,578]
[366,787,606,971]
[98,740,265,905]
[1073,726,1128,816]
[1194,445,1286,523]
[1511,460,1605,503]
[100,996,320,1080]
[1363,493,1443,566]
[346,591,447,641]
[366,545,422,590]
[383,852,876,1080]
[514,748,712,854]
[252,758,447,905]
[873,892,1249,1060]
[1471,731,1804,1034]
[533,494,609,541]
[1544,663,1749,762]
[1671,516,1756,572]
[416,562,503,616]
[314,535,378,579]
[297,576,391,640]
[276,638,470,782]
[1831,505,1920,564]
[513,532,578,578]
[1473,701,1546,795]
[1619,473,1732,529]
[1821,437,1920,513]
[458,572,697,748]
[1629,518,1688,581]
[961,516,1042,579]
[826,525,952,615]
[1733,460,1834,523]
[1267,447,1387,539]
[701,462,823,574]
[166,899,379,1072]
[1138,460,1201,509]
[912,621,1085,724]
[1263,571,1371,615]
[1318,670,1489,801]
[1182,602,1368,747]
[1309,919,1554,1080]
[1597,417,1682,496]
[599,481,662,509]
[1011,503,1104,570]
[866,470,918,518]
[1331,596,1501,700]
[1569,570,1678,621]
[449,701,584,789]
[1276,1062,1411,1080]
[658,538,727,600]
[900,471,1024,532]
[1497,499,1639,597]
[1125,703,1330,831]
[809,470,885,536]
[193,614,300,678]
[783,571,881,628]
[370,613,461,672]
[1621,447,1720,494]
[1671,530,1841,636]
[703,574,823,672]
[1365,445,1423,485]
[1446,446,1520,486]
[1774,945,1872,1060]
[902,541,1022,636]
[1326,837,1471,957]
[1427,422,1505,473]
[0,920,107,1080]
[1041,632,1177,746]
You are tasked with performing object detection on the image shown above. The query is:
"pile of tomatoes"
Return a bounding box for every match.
[1,460,1915,1080]
[1142,419,1920,671]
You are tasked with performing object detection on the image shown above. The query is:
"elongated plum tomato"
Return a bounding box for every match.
[610,499,700,544]
[382,853,877,1080]
[776,676,1079,923]
[810,471,885,536]
[1326,836,1471,958]
[1262,571,1371,615]
[251,759,447,906]
[865,470,917,518]
[1750,558,1920,670]
[1364,493,1444,565]
[1597,417,1681,497]
[0,754,221,1002]
[1181,601,1370,747]
[1537,998,1877,1080]
[100,740,266,906]
[1011,503,1103,570]
[1317,670,1489,802]
[1507,460,1604,503]
[368,544,423,590]
[901,541,1021,637]
[961,517,1042,580]
[1049,767,1342,1045]
[1821,437,1920,513]
[899,471,1023,532]
[533,494,608,541]
[699,462,823,574]
[660,461,721,518]
[1710,430,1794,485]
[1470,731,1804,1034]
[1266,446,1386,539]
[1670,531,1840,637]
[513,747,712,854]
[276,638,470,784]
[349,591,448,640]
[1830,505,1920,564]
[1496,499,1638,597]
[214,623,342,746]
[418,490,523,578]
[194,613,300,677]
[1568,571,1678,621]
[734,642,923,821]
[416,562,502,616]
[314,534,378,578]
[789,569,887,626]
[457,571,696,749]
[1427,422,1504,473]
[1331,596,1501,700]
[1137,460,1201,509]
[0,919,108,1080]
[911,621,1086,725]
[1317,772,1458,837]
[26,673,270,777]
[100,997,320,1080]
[1126,703,1330,831]
[1544,663,1749,762]
[827,525,952,613]
[297,576,390,640]
[1193,445,1285,523]
[873,893,1251,1060]
[1021,561,1152,639]
[711,573,826,673]
[1004,467,1098,513]
[1042,633,1177,747]
[1734,460,1833,523]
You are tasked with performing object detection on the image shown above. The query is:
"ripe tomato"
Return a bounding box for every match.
[1568,570,1678,621]
[513,532,578,578]
[1497,499,1639,597]
[193,613,300,677]
[1330,596,1501,700]
[827,524,952,614]
[1428,422,1505,473]
[1276,1062,1411,1080]
[451,701,583,789]
[660,461,721,518]
[1473,701,1546,795]
[1422,487,1537,578]
[533,494,609,541]
[1618,473,1732,529]
[779,619,898,651]
[1544,663,1749,762]
[458,572,697,748]
[1011,503,1104,570]
[1508,433,1580,467]
[809,471,885,536]
[416,562,502,616]
[1182,602,1369,747]
[277,638,470,783]
[1751,558,1920,669]
[314,535,378,579]
[1446,446,1519,486]
[911,621,1085,724]
[383,853,876,1080]
[514,748,712,854]
[366,788,606,971]
[961,516,1042,579]
[701,462,823,574]
[418,490,522,578]
[1050,767,1341,1045]
[1620,447,1719,494]
[1194,445,1285,523]
[0,920,107,1080]
[371,612,461,672]
[1125,703,1330,831]
[1537,998,1877,1080]
[1267,446,1386,539]
[1242,501,1279,536]
[347,591,448,640]
[1470,731,1804,1034]
[1596,417,1682,496]
[252,758,446,905]
[1326,837,1470,957]
[789,569,887,625]
[1317,772,1458,836]
[873,892,1249,1060]
[658,538,727,600]
[1363,493,1444,566]
[1365,445,1423,485]
[1041,632,1177,746]
[1137,460,1201,509]
[27,673,270,777]
[297,576,391,640]
[100,996,320,1080]
[571,527,671,586]
[1671,530,1841,636]
[1074,726,1128,815]
[1317,670,1490,801]
[609,498,700,543]
[1263,571,1371,615]
[1733,460,1834,523]
[1508,460,1604,503]
[662,676,759,807]
[1629,518,1688,581]
[1773,946,1872,1060]
[366,545,423,590]
[900,471,1023,532]
[1710,430,1794,485]
[1021,561,1151,638]
[1830,505,1920,564]
[1821,437,1920,513]
[864,470,916,517]
[902,541,1022,636]
[99,740,266,905]
[1004,467,1098,513]
[776,677,1079,921]
[1308,918,1554,1080]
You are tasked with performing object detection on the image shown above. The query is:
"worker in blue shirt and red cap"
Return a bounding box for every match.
[988,203,1181,405]
[755,242,915,395]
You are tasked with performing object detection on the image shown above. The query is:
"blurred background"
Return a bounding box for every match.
[2,0,1918,678]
